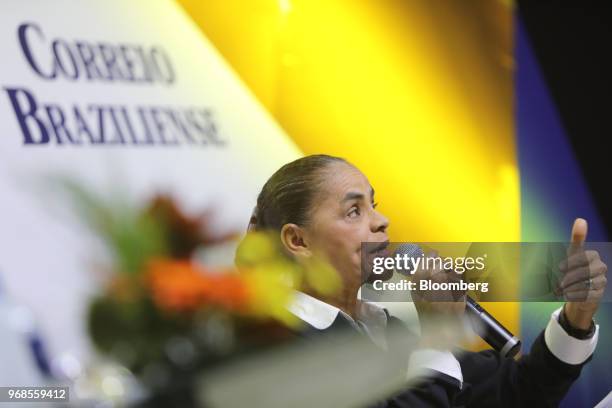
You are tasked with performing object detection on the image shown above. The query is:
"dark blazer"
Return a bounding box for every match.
[295,311,590,408]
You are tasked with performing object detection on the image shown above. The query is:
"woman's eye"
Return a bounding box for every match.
[348,205,360,218]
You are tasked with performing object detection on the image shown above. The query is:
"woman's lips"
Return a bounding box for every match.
[369,240,390,254]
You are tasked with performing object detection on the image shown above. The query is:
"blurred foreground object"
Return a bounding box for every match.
[61,181,341,406]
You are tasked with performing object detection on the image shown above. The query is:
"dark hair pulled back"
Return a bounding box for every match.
[247,154,347,232]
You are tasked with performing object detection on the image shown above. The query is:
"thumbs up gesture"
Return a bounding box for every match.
[558,218,608,330]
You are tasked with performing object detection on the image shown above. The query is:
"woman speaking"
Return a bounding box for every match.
[246,154,607,407]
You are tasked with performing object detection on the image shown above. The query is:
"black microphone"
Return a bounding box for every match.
[464,296,521,358]
[394,243,521,358]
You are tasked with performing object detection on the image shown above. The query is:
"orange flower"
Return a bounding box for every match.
[202,273,252,311]
[146,259,250,313]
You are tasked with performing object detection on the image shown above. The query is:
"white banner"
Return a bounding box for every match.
[0,0,300,371]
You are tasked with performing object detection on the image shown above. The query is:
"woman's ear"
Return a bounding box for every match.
[280,223,311,258]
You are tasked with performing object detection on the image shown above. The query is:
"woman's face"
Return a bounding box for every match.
[303,162,389,286]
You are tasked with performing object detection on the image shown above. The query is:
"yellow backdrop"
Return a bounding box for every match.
[177,0,519,339]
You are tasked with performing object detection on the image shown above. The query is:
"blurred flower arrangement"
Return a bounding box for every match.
[60,181,341,406]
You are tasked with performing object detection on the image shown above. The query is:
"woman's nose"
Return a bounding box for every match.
[372,210,389,234]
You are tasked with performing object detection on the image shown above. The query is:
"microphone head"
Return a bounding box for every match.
[394,243,423,274]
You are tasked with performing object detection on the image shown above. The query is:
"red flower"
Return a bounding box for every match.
[144,195,236,259]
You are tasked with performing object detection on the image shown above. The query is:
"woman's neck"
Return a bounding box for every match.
[305,282,361,320]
